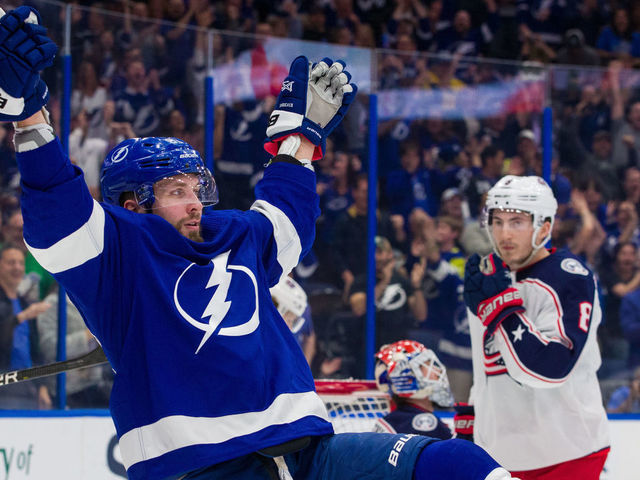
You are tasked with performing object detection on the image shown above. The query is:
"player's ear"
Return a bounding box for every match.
[123,198,143,213]
[537,220,552,243]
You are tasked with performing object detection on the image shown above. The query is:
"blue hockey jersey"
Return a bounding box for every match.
[373,403,452,440]
[17,138,333,479]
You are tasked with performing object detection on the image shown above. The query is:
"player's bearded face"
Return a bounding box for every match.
[151,175,204,242]
[172,212,203,242]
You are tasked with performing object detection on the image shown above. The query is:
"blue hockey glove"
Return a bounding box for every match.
[0,6,56,121]
[264,55,357,161]
[463,253,524,335]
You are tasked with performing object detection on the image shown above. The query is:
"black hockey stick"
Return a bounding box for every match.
[0,346,108,386]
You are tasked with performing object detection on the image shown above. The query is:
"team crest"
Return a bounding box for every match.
[560,258,588,276]
[411,413,438,432]
[174,250,259,354]
[377,284,408,311]
[110,146,129,163]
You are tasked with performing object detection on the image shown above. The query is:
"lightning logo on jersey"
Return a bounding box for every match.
[174,250,259,353]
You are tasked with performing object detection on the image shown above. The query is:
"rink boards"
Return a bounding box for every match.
[0,410,638,479]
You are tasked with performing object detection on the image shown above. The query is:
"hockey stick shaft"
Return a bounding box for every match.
[0,346,108,386]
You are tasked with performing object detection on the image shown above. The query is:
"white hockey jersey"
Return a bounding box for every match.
[468,250,609,471]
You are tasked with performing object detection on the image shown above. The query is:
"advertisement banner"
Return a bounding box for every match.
[0,413,124,479]
[213,37,373,105]
[0,412,638,478]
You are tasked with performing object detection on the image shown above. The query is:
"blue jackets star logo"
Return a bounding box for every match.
[512,324,525,342]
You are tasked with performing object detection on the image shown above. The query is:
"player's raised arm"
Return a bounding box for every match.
[0,7,124,353]
[249,56,358,284]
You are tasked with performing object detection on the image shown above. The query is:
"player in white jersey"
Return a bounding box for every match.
[271,276,308,334]
[0,6,523,480]
[271,275,316,364]
[463,175,610,479]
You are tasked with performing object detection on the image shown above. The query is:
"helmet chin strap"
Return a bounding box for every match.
[504,244,543,271]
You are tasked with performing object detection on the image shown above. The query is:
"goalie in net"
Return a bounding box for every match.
[373,340,454,439]
[314,341,469,441]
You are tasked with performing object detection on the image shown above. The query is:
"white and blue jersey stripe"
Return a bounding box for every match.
[18,138,333,479]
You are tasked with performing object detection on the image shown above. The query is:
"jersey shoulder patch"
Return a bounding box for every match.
[411,413,439,432]
[560,258,589,276]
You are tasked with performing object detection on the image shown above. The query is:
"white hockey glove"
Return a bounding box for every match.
[264,55,357,161]
[0,7,56,122]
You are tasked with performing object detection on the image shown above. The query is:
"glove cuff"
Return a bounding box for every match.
[453,403,475,440]
[264,118,325,161]
[477,287,523,328]
[485,304,525,336]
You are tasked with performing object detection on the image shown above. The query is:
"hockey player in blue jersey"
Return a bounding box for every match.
[463,175,610,479]
[0,6,521,480]
[373,340,454,439]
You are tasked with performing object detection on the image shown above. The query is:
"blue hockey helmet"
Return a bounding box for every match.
[100,137,218,208]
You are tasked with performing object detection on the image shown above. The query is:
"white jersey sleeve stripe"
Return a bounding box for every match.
[496,325,568,386]
[374,418,397,433]
[24,199,105,274]
[250,199,302,281]
[519,279,573,349]
[119,390,328,470]
[515,312,570,348]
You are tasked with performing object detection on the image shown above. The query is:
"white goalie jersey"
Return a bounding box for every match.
[468,250,610,471]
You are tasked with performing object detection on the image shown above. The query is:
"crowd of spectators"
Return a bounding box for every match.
[3,0,640,408]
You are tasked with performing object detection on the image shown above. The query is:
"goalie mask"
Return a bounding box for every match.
[270,276,308,333]
[482,175,557,260]
[374,340,454,407]
[100,137,218,208]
